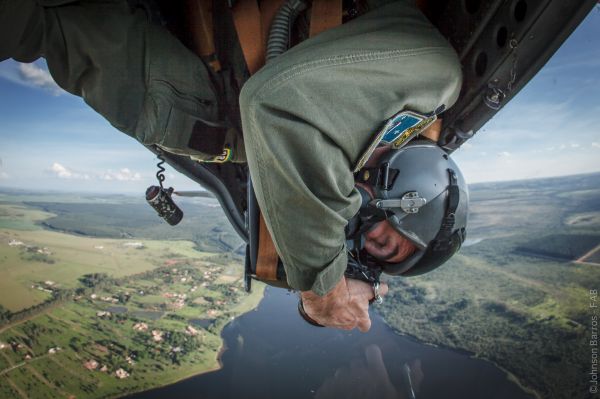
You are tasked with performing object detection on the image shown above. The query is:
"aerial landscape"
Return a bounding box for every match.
[0,172,598,398]
[0,2,597,397]
[379,172,600,399]
[0,192,262,398]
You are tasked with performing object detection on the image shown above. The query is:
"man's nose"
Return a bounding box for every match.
[364,222,388,243]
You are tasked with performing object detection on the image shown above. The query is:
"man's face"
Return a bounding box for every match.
[363,220,417,263]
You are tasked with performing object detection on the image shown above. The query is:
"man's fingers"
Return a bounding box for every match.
[332,318,358,331]
[300,278,389,332]
[357,316,371,332]
[378,282,389,297]
[347,279,389,301]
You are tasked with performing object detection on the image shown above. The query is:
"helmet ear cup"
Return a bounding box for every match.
[399,229,464,276]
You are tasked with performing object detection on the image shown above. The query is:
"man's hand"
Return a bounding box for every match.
[300,277,388,332]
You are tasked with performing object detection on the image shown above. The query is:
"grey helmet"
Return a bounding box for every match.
[347,140,469,276]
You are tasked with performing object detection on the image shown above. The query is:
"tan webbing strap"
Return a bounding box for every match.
[232,0,265,74]
[256,214,280,280]
[232,0,284,280]
[309,0,342,38]
[232,0,284,75]
[187,0,222,72]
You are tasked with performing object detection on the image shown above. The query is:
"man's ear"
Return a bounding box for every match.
[364,145,391,168]
[420,119,442,142]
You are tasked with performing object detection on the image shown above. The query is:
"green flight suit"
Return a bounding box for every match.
[240,0,462,294]
[0,0,462,295]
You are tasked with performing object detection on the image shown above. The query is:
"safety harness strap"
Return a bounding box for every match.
[432,169,459,251]
[309,0,343,37]
[232,0,278,74]
[256,213,279,280]
[232,0,284,281]
[187,0,222,72]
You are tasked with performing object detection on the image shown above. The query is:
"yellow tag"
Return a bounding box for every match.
[210,148,232,163]
[391,116,436,149]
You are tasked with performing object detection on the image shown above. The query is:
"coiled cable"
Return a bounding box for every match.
[266,0,307,63]
[155,150,166,189]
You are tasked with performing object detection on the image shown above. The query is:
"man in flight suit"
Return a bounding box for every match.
[0,0,463,331]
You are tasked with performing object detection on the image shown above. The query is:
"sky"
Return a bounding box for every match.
[0,7,599,194]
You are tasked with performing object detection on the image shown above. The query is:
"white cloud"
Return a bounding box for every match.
[100,168,142,182]
[18,63,63,95]
[456,150,600,184]
[497,151,511,157]
[570,143,580,148]
[47,162,90,180]
[0,157,8,179]
[47,163,142,182]
[593,142,600,149]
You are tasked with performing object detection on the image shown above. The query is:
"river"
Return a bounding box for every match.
[126,287,533,399]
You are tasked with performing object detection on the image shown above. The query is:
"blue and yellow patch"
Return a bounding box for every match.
[353,110,437,172]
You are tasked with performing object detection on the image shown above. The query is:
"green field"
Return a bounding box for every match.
[378,173,600,399]
[0,203,56,231]
[24,196,244,254]
[0,264,264,399]
[0,192,265,398]
[0,227,213,312]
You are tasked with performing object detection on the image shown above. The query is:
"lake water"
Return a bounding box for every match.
[463,237,486,247]
[106,306,128,314]
[130,310,164,320]
[126,288,533,399]
[189,318,215,328]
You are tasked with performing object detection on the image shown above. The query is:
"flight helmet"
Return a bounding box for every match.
[346,140,469,276]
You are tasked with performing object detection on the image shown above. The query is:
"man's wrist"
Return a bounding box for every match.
[297,297,325,327]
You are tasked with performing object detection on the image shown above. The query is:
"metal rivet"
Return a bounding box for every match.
[363,171,370,181]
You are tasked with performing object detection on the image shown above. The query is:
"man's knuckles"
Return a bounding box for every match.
[379,283,389,297]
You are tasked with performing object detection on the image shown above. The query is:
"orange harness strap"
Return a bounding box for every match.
[256,213,279,280]
[187,0,222,72]
[233,0,343,281]
[232,0,285,75]
[232,0,266,75]
[232,0,285,281]
[309,0,342,37]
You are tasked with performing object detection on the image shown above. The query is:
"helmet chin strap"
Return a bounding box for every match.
[430,168,460,252]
